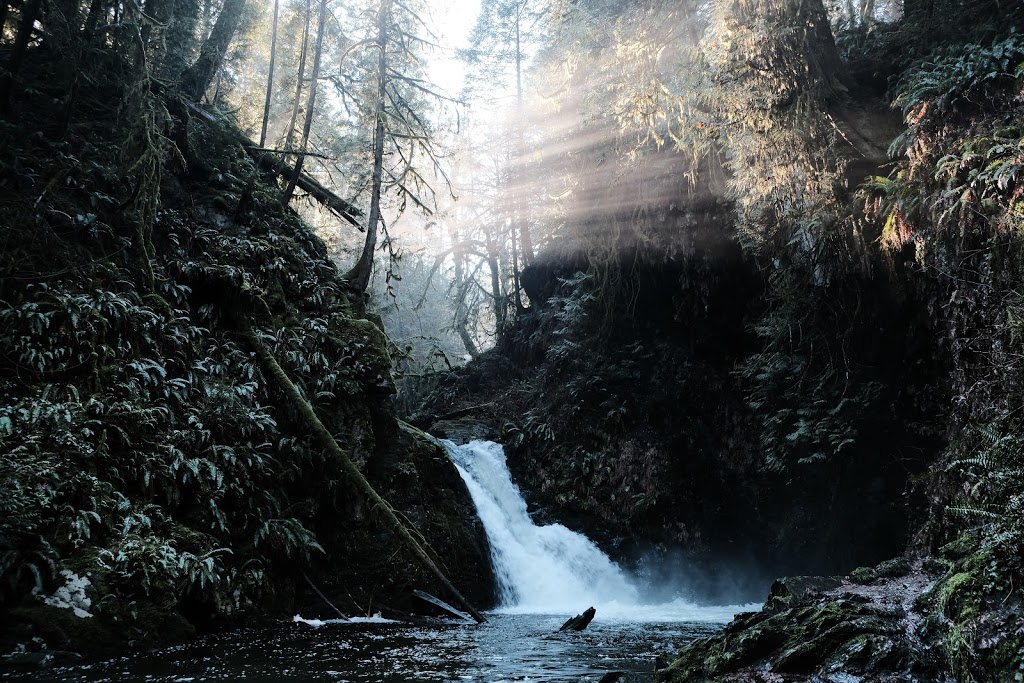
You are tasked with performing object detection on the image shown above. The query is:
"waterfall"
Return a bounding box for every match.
[444,439,638,614]
[443,439,759,621]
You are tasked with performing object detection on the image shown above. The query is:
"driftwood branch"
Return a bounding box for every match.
[238,323,486,624]
[559,607,596,632]
[413,589,473,622]
[185,102,362,226]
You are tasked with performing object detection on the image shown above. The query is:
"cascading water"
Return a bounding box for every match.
[444,439,637,612]
[444,439,756,621]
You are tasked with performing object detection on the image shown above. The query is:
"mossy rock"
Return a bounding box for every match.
[763,575,843,613]
[850,566,877,584]
[939,533,979,561]
[875,557,912,578]
[658,591,912,682]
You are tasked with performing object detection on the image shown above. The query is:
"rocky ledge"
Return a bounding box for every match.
[657,557,961,682]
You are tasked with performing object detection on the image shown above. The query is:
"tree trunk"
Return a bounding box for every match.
[237,322,486,624]
[161,0,200,79]
[344,0,390,296]
[283,0,311,152]
[485,233,505,337]
[796,0,848,97]
[512,10,534,267]
[282,0,326,203]
[258,0,279,147]
[179,0,247,101]
[509,201,524,311]
[452,253,480,358]
[82,0,104,40]
[558,607,596,632]
[860,0,875,25]
[0,0,44,116]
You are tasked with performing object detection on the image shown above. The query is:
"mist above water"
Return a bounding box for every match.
[443,439,757,622]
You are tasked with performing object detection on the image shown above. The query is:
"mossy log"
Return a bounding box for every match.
[238,324,486,624]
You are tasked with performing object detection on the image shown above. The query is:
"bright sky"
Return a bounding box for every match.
[428,0,482,95]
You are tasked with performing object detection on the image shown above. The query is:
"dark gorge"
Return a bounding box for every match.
[2,0,1024,680]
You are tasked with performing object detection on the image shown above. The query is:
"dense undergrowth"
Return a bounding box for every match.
[0,47,491,657]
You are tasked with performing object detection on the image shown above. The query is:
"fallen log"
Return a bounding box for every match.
[238,322,486,624]
[185,101,361,226]
[558,606,596,632]
[413,589,474,623]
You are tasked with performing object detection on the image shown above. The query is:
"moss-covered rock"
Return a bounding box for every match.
[657,563,950,683]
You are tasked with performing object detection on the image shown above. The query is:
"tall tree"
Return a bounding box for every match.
[180,0,248,101]
[461,0,541,299]
[282,0,326,201]
[258,0,280,147]
[340,0,457,298]
[343,0,390,296]
[283,0,311,152]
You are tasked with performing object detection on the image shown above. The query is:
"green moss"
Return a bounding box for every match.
[875,557,912,578]
[940,533,979,561]
[850,566,876,584]
[937,572,976,618]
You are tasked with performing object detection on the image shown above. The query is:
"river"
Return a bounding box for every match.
[2,440,757,682]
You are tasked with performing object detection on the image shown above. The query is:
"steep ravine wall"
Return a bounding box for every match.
[0,58,494,662]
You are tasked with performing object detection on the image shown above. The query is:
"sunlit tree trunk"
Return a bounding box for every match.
[258,0,279,147]
[283,0,325,202]
[179,0,247,101]
[860,0,875,24]
[283,0,310,152]
[344,0,390,296]
[512,10,534,268]
[453,253,480,358]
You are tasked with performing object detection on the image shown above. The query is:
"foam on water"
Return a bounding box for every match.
[443,439,758,622]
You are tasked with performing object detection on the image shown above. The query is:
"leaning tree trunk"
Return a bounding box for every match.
[282,0,326,202]
[237,322,486,624]
[179,0,247,101]
[343,0,390,296]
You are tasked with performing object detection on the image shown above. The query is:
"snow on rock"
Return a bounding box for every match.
[35,570,94,618]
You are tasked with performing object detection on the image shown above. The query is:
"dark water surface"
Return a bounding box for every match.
[2,614,724,682]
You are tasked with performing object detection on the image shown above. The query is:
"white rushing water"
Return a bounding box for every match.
[443,439,757,622]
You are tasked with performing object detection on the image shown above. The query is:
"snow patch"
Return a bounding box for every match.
[34,570,94,618]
